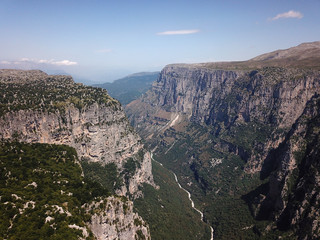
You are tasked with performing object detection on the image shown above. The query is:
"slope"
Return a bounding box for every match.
[94,72,159,105]
[126,41,320,239]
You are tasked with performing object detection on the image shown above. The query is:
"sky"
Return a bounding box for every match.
[1,0,320,83]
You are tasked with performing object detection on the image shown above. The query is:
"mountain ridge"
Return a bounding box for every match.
[126,41,320,239]
[95,71,160,105]
[0,69,154,239]
[161,41,320,71]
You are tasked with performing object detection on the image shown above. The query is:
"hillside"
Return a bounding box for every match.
[0,69,154,239]
[126,41,320,239]
[172,41,320,71]
[0,69,155,196]
[0,141,150,240]
[94,72,159,105]
[0,69,210,240]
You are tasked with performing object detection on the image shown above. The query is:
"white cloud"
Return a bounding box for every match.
[38,59,50,64]
[157,29,200,35]
[20,58,31,61]
[38,59,77,66]
[270,10,303,21]
[51,60,77,66]
[1,58,78,66]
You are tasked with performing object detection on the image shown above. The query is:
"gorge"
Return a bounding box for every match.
[1,41,320,240]
[126,41,320,239]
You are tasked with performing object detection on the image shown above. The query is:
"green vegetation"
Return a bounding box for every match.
[148,109,320,239]
[0,76,119,117]
[135,229,146,240]
[95,72,159,105]
[147,123,274,239]
[122,157,140,191]
[81,149,146,195]
[222,121,273,153]
[0,141,110,239]
[81,161,122,195]
[134,160,211,240]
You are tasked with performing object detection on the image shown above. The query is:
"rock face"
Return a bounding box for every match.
[0,69,154,195]
[0,141,151,240]
[127,65,320,173]
[1,107,154,197]
[126,41,320,239]
[3,104,138,165]
[0,69,153,239]
[257,94,320,239]
[87,197,150,240]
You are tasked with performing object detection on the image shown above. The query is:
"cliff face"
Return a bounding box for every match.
[0,69,153,239]
[87,197,150,240]
[0,69,154,196]
[128,65,320,173]
[126,42,320,238]
[0,105,154,196]
[140,66,319,127]
[257,94,320,239]
[2,104,139,165]
[0,141,151,240]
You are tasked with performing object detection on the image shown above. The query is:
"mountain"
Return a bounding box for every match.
[0,69,154,239]
[250,41,320,62]
[0,69,155,196]
[189,40,320,70]
[0,141,150,239]
[126,41,320,239]
[94,72,160,105]
[0,69,209,240]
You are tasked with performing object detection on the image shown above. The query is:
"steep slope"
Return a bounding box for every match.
[0,69,154,239]
[0,69,154,196]
[0,142,150,240]
[127,65,320,173]
[126,41,320,239]
[94,72,159,105]
[250,41,320,63]
[255,94,320,239]
[134,158,211,240]
[184,41,320,70]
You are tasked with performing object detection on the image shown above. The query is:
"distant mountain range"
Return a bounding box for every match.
[2,40,320,240]
[94,72,160,105]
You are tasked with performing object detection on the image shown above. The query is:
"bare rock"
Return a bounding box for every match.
[86,197,150,240]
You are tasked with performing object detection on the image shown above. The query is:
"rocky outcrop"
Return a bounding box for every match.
[256,94,320,239]
[127,65,320,173]
[126,41,320,239]
[0,70,153,240]
[0,70,154,196]
[2,105,139,166]
[0,141,152,240]
[86,197,150,240]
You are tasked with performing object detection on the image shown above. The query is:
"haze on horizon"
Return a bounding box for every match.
[1,0,320,83]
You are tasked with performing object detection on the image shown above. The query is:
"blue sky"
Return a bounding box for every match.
[1,0,320,83]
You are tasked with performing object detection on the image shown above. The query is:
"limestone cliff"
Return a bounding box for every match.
[0,69,154,195]
[0,69,153,239]
[126,41,320,239]
[0,141,151,240]
[86,197,150,240]
[127,65,320,173]
[256,94,320,239]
